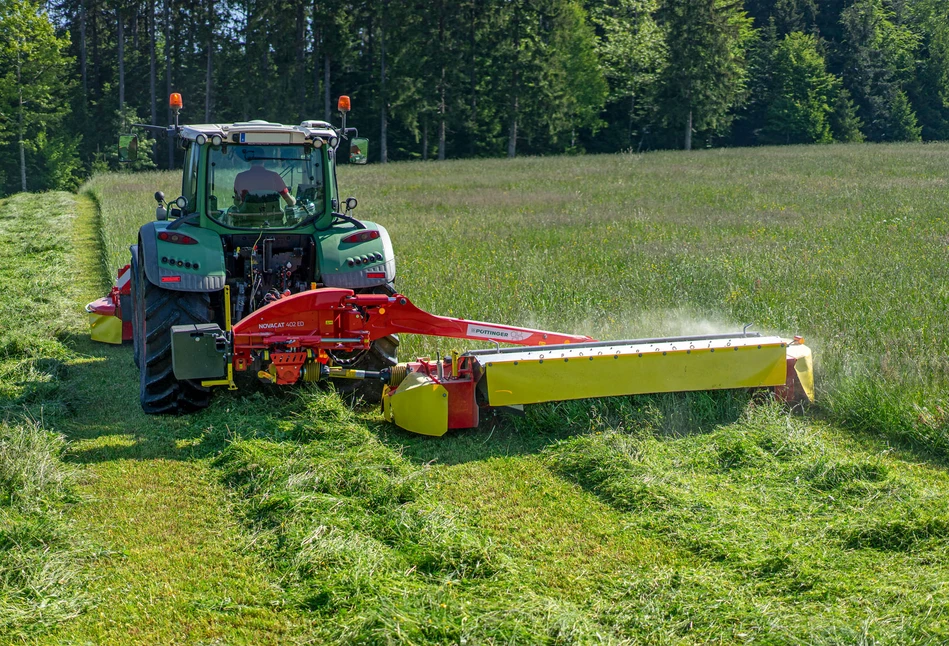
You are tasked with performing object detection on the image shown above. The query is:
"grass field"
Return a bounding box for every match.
[0,193,92,638]
[25,142,949,643]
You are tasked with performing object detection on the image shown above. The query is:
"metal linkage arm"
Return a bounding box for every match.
[353,294,595,346]
[229,288,594,359]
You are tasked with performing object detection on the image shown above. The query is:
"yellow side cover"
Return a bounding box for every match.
[382,371,449,436]
[88,312,124,345]
[787,343,815,402]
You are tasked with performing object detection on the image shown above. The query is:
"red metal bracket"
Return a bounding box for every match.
[230,288,594,372]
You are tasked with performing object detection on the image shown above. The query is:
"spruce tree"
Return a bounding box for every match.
[657,0,755,149]
[762,32,836,144]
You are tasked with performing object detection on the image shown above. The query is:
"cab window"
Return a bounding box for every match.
[206,143,324,229]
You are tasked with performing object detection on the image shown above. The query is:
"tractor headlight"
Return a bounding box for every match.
[195,134,208,145]
[329,136,339,149]
[210,134,223,147]
[312,138,323,149]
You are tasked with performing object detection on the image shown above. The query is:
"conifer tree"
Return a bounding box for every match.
[657,0,755,149]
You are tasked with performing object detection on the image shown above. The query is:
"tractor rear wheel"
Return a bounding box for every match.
[137,274,212,414]
[130,253,142,369]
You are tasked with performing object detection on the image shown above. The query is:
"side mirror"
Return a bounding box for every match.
[349,137,368,165]
[155,191,167,221]
[118,135,139,163]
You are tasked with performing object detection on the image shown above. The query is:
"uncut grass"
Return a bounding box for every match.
[0,194,91,636]
[349,144,949,458]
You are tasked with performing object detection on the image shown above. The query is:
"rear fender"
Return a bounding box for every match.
[139,221,226,291]
[318,221,396,289]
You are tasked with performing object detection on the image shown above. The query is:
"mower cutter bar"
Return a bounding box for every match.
[473,334,799,407]
[382,335,814,436]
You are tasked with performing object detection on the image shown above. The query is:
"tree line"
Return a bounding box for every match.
[2,0,948,195]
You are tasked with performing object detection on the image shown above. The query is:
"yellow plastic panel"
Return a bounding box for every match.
[384,371,449,436]
[481,337,789,407]
[89,312,123,345]
[787,343,815,402]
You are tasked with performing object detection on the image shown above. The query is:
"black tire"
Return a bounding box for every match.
[130,252,142,369]
[138,275,213,414]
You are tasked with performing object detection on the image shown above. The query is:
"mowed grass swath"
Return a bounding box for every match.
[81,143,949,643]
[0,194,93,638]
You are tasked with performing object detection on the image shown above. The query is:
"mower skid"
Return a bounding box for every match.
[382,372,449,436]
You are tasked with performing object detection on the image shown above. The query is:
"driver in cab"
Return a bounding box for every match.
[233,147,296,208]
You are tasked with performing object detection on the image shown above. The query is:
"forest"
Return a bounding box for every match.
[2,0,948,195]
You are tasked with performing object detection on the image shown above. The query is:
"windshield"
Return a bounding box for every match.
[206,144,324,229]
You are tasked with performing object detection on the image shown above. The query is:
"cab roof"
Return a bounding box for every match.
[180,120,337,145]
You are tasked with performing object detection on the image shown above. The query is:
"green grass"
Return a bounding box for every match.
[60,144,949,642]
[541,399,949,642]
[31,193,313,644]
[214,392,625,643]
[0,193,90,638]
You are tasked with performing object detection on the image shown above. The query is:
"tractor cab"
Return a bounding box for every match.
[94,94,399,414]
[176,121,338,232]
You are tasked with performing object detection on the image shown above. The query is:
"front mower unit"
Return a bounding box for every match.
[86,264,134,344]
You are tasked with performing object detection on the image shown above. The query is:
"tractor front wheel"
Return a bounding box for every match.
[137,273,213,414]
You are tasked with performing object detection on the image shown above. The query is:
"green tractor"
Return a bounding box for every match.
[126,94,397,413]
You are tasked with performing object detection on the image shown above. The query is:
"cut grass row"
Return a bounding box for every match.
[83,143,949,643]
[43,194,312,644]
[0,193,92,638]
[214,393,624,643]
[538,397,949,642]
